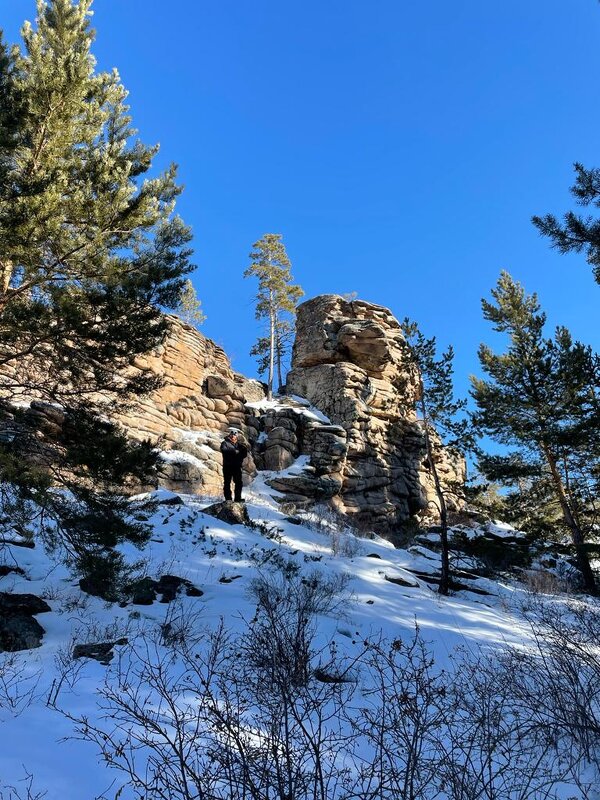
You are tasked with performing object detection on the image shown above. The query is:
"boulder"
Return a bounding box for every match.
[263,443,297,471]
[73,638,128,665]
[158,451,207,493]
[125,575,203,605]
[0,592,51,616]
[0,615,46,652]
[285,295,465,532]
[202,501,251,526]
[0,592,51,652]
[267,471,342,500]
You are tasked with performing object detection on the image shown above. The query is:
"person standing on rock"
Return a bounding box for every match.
[220,427,248,502]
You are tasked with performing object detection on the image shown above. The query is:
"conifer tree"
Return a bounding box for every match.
[0,0,195,588]
[400,319,470,596]
[533,163,600,285]
[471,272,600,594]
[177,279,206,328]
[0,0,192,400]
[244,234,303,398]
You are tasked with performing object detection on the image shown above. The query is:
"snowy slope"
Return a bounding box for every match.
[0,478,597,799]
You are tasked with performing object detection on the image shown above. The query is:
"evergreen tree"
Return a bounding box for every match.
[400,319,470,596]
[177,279,206,328]
[471,272,600,594]
[533,162,600,284]
[244,233,303,398]
[249,320,295,392]
[0,0,194,588]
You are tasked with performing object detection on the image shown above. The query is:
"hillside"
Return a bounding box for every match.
[1,472,598,799]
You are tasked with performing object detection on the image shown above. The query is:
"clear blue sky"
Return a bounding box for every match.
[2,0,600,397]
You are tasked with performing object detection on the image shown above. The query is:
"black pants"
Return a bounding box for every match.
[223,465,243,502]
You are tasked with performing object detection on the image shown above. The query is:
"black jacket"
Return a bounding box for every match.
[220,437,248,469]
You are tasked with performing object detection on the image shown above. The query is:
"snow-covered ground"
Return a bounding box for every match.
[0,479,597,799]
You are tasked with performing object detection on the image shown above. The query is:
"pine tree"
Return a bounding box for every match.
[533,162,600,285]
[0,0,195,588]
[244,233,303,398]
[177,279,206,328]
[471,272,600,594]
[400,319,470,596]
[0,0,193,402]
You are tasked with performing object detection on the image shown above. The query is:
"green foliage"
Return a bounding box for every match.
[249,320,294,379]
[471,271,600,592]
[0,401,158,593]
[533,162,600,284]
[0,0,193,588]
[0,0,194,403]
[400,318,470,594]
[244,233,303,397]
[400,319,471,454]
[176,278,206,328]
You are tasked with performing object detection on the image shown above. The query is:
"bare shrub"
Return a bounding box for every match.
[55,586,600,800]
[349,629,448,800]
[506,598,600,794]
[46,640,87,707]
[295,503,371,557]
[0,770,46,800]
[59,617,357,800]
[521,566,575,596]
[246,567,349,687]
[0,653,41,716]
[329,528,364,559]
[442,650,565,800]
[159,601,204,649]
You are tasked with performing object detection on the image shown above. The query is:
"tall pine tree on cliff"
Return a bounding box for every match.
[471,272,600,594]
[0,0,195,592]
[244,233,303,398]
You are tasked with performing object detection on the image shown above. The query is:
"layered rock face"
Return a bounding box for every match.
[284,295,464,531]
[1,302,465,534]
[117,317,265,494]
[248,398,348,503]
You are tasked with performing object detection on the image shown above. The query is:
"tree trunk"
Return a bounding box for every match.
[0,259,13,296]
[276,330,284,394]
[420,398,450,595]
[268,291,275,400]
[541,443,597,594]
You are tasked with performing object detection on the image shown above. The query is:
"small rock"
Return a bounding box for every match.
[73,638,128,665]
[0,565,26,578]
[127,577,158,605]
[0,592,51,616]
[156,575,203,603]
[384,573,419,588]
[203,501,251,526]
[158,494,184,506]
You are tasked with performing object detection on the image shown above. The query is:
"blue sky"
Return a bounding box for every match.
[2,0,600,397]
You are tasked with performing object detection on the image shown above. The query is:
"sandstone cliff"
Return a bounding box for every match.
[116,316,265,495]
[284,295,427,530]
[1,301,465,534]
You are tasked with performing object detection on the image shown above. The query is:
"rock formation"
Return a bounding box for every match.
[0,302,465,536]
[116,316,265,495]
[282,295,465,532]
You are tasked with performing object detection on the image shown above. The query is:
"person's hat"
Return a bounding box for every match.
[227,426,240,435]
